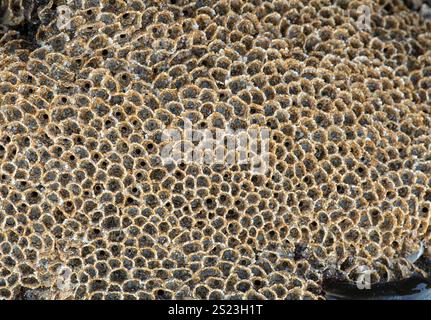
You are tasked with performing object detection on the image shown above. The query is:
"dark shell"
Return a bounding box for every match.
[323,274,431,300]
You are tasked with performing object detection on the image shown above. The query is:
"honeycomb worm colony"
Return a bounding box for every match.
[0,0,430,300]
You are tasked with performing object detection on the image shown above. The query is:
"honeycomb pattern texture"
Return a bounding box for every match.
[0,0,431,300]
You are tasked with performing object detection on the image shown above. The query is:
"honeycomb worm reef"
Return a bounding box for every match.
[0,0,430,300]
